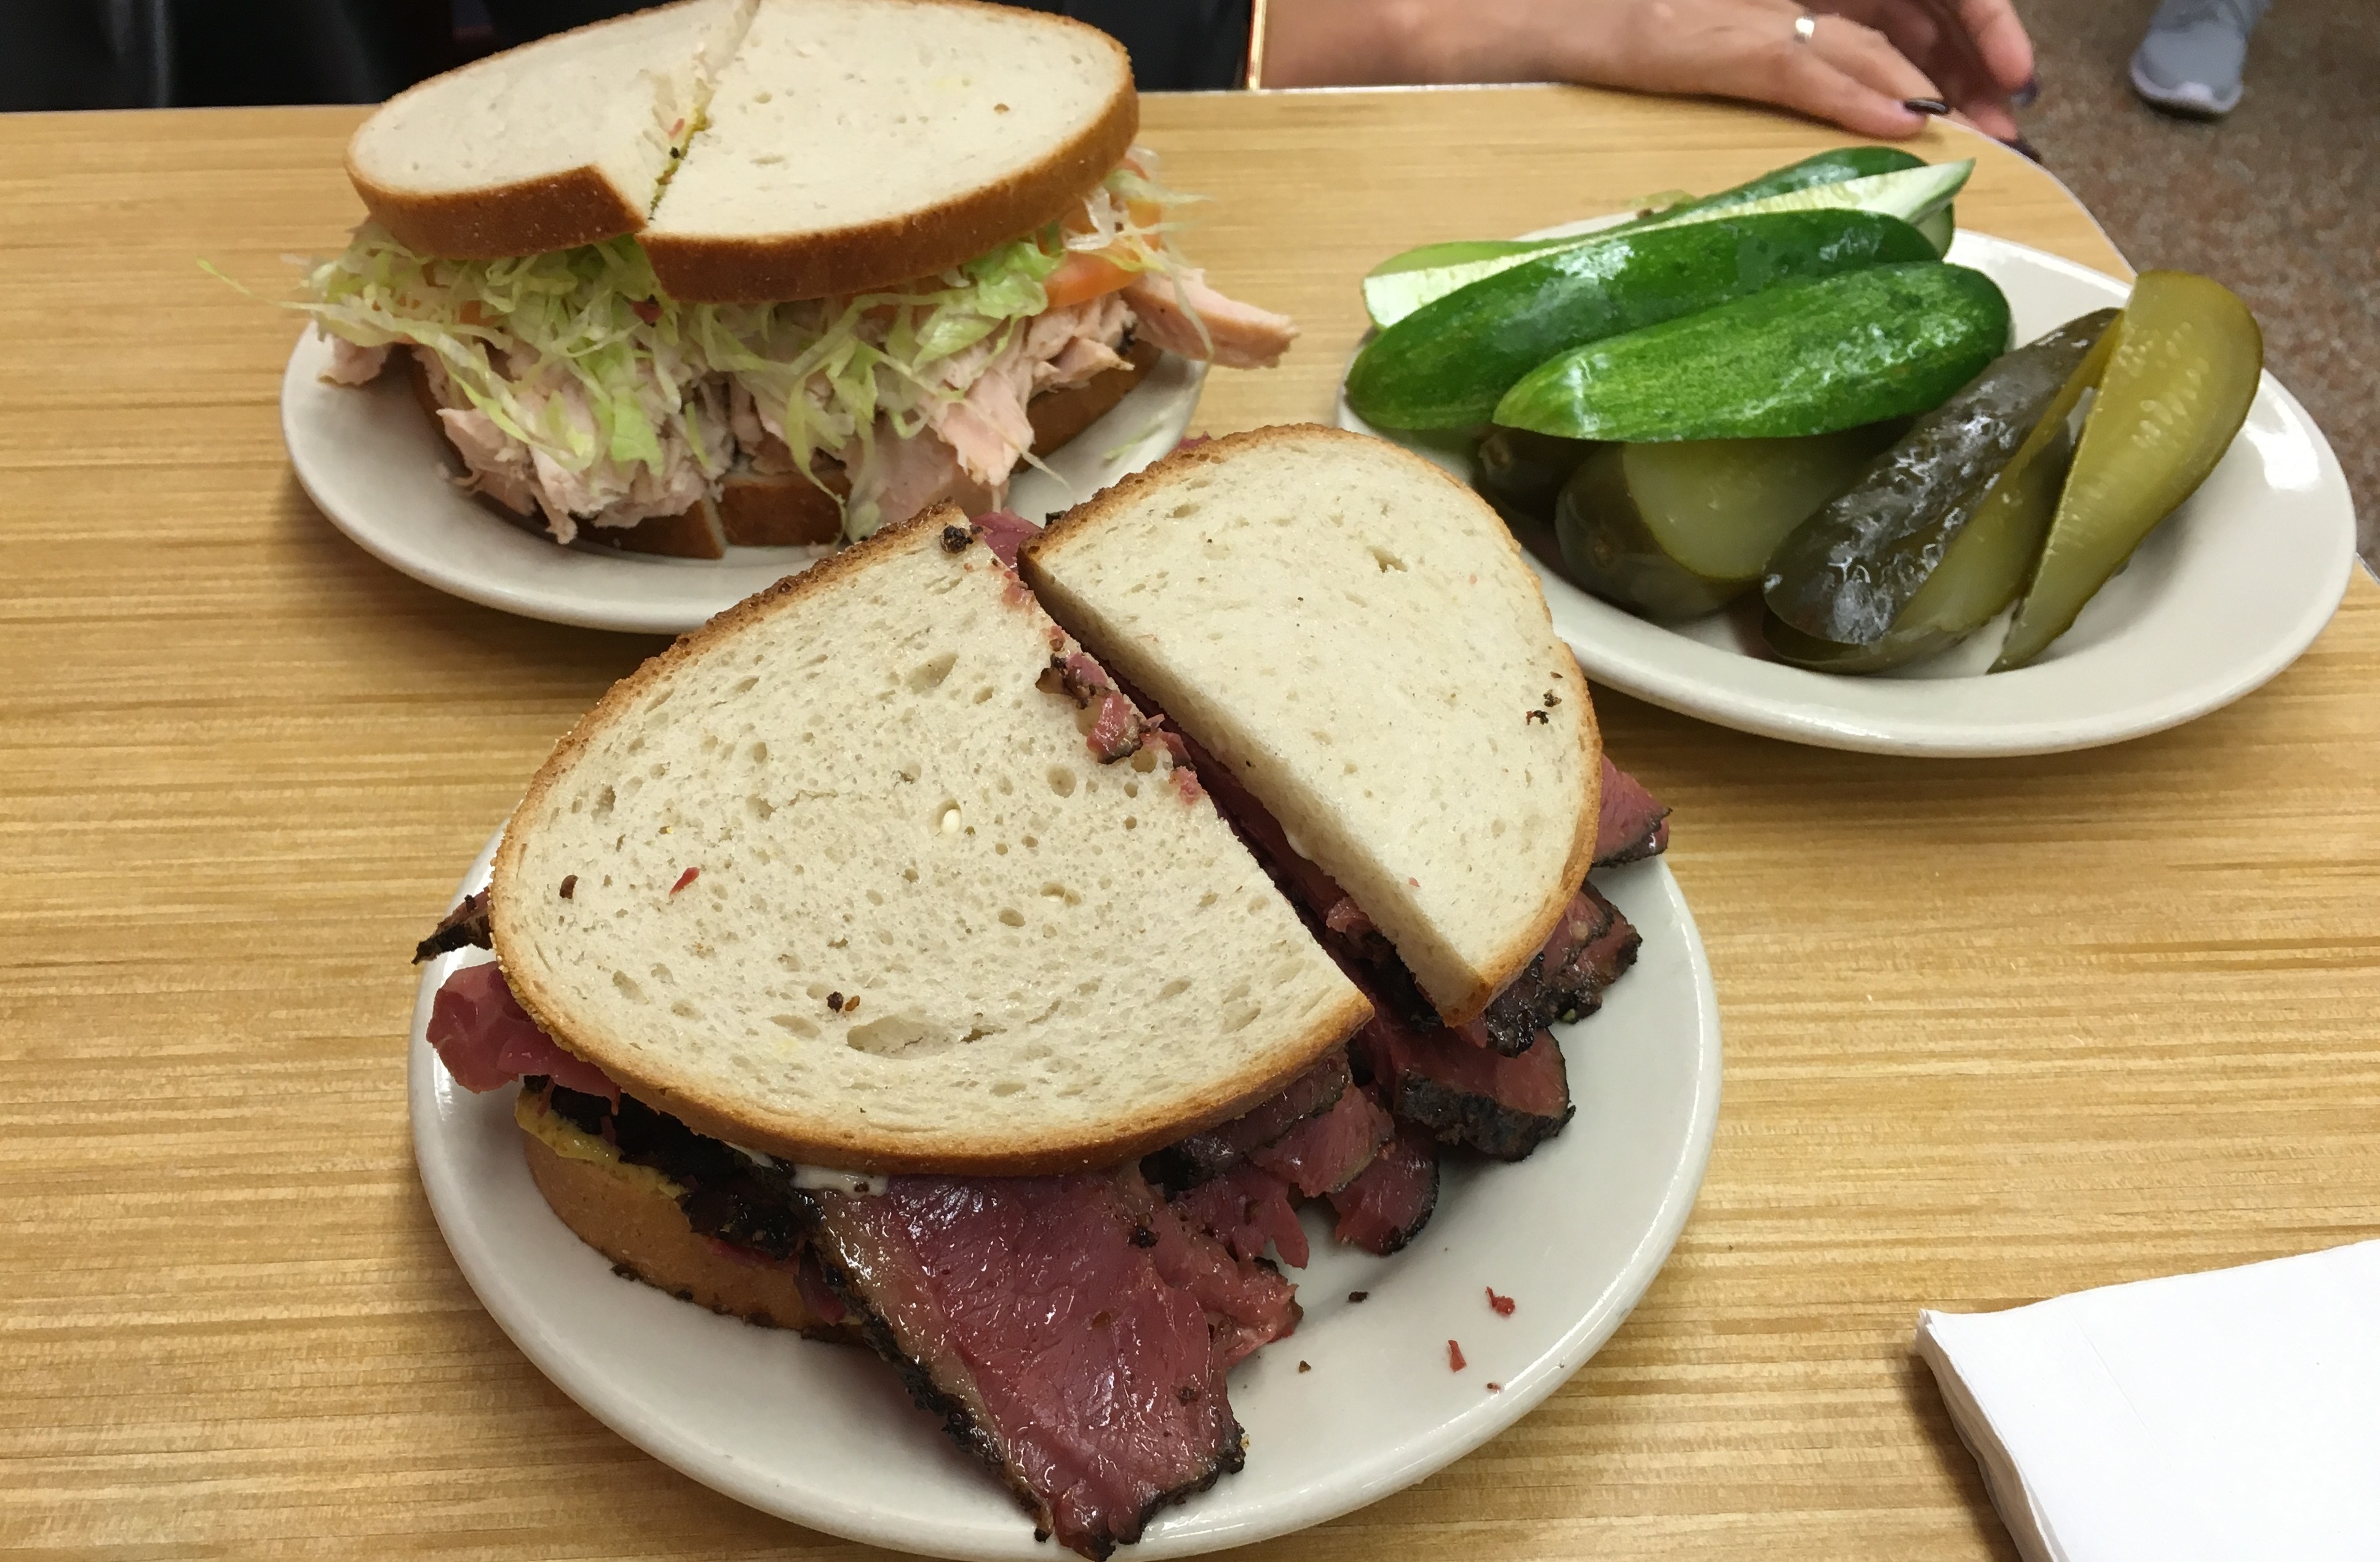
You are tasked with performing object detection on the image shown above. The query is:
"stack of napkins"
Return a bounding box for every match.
[1917,1240,2380,1561]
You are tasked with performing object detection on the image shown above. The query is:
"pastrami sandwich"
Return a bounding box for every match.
[305,0,1297,560]
[413,429,1670,1556]
[1019,425,1662,1158]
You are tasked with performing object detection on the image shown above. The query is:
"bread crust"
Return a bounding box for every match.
[351,164,648,264]
[1023,424,1604,1028]
[521,1128,847,1338]
[642,2,1137,302]
[343,0,732,258]
[490,505,1371,1175]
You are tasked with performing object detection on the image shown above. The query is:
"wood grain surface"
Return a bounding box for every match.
[2,85,2374,1561]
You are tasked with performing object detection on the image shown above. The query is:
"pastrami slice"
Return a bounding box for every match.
[414,888,493,962]
[1357,998,1576,1162]
[1119,1178,1303,1370]
[1593,757,1672,867]
[1172,1162,1309,1269]
[798,1173,1246,1560]
[1328,1118,1441,1256]
[1144,1049,1352,1191]
[427,960,621,1103]
[1472,883,1643,1055]
[1247,1085,1392,1198]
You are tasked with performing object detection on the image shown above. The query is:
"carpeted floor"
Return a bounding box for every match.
[2012,0,2375,568]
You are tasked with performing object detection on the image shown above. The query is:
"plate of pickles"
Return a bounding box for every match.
[1336,148,2358,756]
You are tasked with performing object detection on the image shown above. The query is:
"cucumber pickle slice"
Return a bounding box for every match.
[1761,307,2117,655]
[1347,210,1938,430]
[1364,160,1972,327]
[1494,263,2012,444]
[1992,272,2263,672]
[1554,425,1903,620]
[1363,146,1922,294]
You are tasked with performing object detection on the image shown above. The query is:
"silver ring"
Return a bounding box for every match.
[1793,12,1818,42]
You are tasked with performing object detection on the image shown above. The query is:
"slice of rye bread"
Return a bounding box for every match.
[489,505,1370,1174]
[349,0,758,260]
[1018,425,1602,1029]
[640,0,1135,302]
[518,1112,848,1338]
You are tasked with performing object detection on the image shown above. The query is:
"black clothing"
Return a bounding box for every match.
[483,0,1254,90]
[0,0,445,110]
[0,0,1247,112]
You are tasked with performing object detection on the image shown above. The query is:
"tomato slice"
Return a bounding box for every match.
[1044,252,1135,310]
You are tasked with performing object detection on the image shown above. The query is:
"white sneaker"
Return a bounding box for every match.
[2129,0,2269,118]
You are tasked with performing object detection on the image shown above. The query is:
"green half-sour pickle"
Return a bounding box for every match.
[1993,271,2263,672]
[1761,306,2118,662]
[1363,146,1925,296]
[1494,263,2011,444]
[1554,425,1903,620]
[1363,160,1972,327]
[1347,210,1937,430]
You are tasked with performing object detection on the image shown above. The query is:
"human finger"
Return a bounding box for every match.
[1820,0,2019,139]
[1889,0,2028,132]
[1708,14,1936,138]
[1938,0,2035,93]
[1826,0,1945,71]
[1822,0,1988,105]
[1804,10,1944,106]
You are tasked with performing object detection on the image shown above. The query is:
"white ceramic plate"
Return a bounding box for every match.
[1337,230,2359,756]
[284,330,1206,636]
[411,830,1721,1559]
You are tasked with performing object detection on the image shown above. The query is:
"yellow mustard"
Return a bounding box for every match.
[515,1089,685,1201]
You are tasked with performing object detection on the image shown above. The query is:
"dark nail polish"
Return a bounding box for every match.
[1902,97,1951,116]
[2012,75,2040,107]
[2007,135,2044,163]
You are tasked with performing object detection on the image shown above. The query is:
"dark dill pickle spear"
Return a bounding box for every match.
[1763,306,2120,650]
[1762,421,2075,670]
[1553,424,1902,620]
[1993,272,2263,671]
[1765,311,2116,669]
[1475,429,1600,522]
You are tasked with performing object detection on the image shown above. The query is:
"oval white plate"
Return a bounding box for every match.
[1337,231,2358,756]
[284,330,1206,636]
[411,830,1721,1559]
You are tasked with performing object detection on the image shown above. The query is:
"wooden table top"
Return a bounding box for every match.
[4,85,2374,1561]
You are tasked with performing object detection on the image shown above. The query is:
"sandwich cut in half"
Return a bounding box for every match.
[306,0,1299,560]
[490,508,1365,1174]
[411,435,1675,1556]
[1021,425,1657,1159]
[420,505,1366,1556]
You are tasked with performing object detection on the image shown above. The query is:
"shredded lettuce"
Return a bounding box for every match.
[294,159,1192,539]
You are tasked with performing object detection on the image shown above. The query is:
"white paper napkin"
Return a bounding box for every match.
[1916,1240,2380,1562]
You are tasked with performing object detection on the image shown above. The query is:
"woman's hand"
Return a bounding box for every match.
[1263,0,2035,143]
[1815,0,2034,138]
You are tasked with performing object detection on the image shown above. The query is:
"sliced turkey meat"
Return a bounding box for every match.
[1121,269,1298,370]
